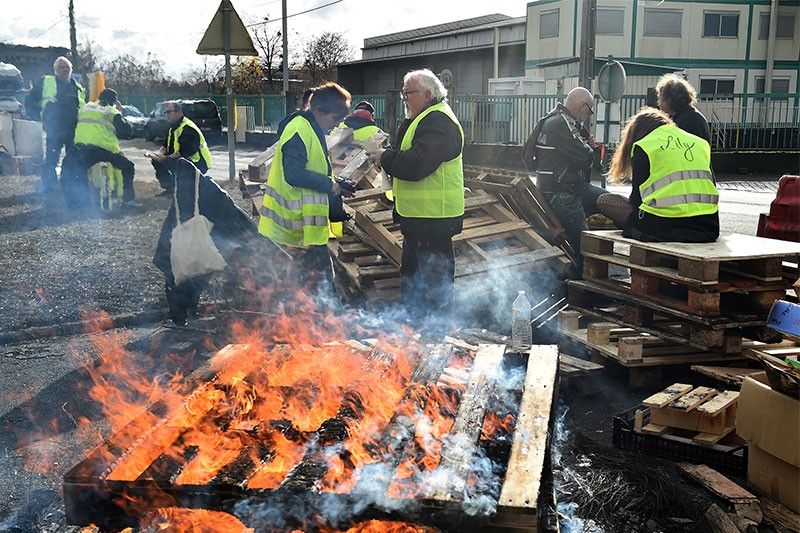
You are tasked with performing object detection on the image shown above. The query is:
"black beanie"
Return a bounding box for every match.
[99,88,118,106]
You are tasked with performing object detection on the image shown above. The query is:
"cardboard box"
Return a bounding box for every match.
[736,372,799,467]
[748,445,800,513]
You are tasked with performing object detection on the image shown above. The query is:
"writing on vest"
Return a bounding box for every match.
[169,117,212,169]
[393,101,465,218]
[633,124,719,218]
[74,102,121,153]
[41,75,86,120]
[259,114,333,247]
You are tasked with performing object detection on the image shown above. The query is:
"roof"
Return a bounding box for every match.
[363,14,512,48]
[534,57,684,76]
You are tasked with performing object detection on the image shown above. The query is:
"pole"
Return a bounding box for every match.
[763,0,778,126]
[282,0,289,111]
[223,0,236,182]
[578,0,596,90]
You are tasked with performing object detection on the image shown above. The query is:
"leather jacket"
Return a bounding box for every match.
[533,104,595,193]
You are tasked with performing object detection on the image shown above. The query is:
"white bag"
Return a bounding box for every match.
[170,170,227,285]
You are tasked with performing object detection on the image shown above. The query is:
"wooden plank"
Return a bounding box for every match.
[353,208,402,266]
[704,503,744,533]
[690,365,761,387]
[671,386,718,411]
[454,247,563,278]
[642,383,694,408]
[583,230,800,262]
[679,463,758,502]
[696,391,739,416]
[641,423,669,435]
[427,344,504,502]
[693,426,734,445]
[559,353,603,373]
[453,221,531,242]
[497,345,559,525]
[411,344,455,383]
[761,497,800,532]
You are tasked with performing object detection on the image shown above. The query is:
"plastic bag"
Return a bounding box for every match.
[170,169,226,285]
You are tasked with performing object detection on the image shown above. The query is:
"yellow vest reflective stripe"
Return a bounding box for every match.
[393,101,465,218]
[633,124,719,218]
[74,102,120,153]
[170,117,212,169]
[41,75,86,119]
[258,114,332,247]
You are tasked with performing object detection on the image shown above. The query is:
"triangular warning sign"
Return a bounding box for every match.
[197,0,258,56]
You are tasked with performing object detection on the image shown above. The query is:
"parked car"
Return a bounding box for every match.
[120,104,147,138]
[144,99,222,145]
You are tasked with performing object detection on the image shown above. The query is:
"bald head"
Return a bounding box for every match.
[565,87,594,123]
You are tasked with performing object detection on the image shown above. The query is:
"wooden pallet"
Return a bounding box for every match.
[581,230,800,285]
[637,383,740,446]
[63,341,560,531]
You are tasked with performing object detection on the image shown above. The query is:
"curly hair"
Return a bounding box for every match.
[656,73,697,114]
[609,107,673,182]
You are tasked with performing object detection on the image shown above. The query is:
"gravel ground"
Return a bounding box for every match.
[0,139,259,335]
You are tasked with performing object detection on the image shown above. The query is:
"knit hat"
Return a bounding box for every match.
[99,88,118,106]
[354,101,375,114]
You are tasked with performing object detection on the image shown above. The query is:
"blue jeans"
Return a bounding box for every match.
[546,184,607,256]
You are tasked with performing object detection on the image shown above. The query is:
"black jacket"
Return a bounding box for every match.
[153,159,260,285]
[26,76,83,135]
[343,115,376,130]
[380,101,464,237]
[531,104,594,193]
[672,106,711,143]
[623,146,719,243]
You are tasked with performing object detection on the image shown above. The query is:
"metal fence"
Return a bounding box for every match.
[119,92,799,150]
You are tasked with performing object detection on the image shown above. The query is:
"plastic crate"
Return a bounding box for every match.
[612,405,747,475]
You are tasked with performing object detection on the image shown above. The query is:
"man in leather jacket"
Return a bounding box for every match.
[524,87,605,258]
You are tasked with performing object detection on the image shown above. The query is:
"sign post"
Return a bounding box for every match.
[595,56,626,188]
[197,0,258,182]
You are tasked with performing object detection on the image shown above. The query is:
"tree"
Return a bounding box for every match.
[77,41,99,74]
[232,57,265,94]
[185,57,224,93]
[101,53,169,93]
[302,32,353,85]
[250,21,283,91]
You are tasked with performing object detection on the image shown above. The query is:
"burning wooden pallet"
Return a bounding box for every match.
[63,341,559,531]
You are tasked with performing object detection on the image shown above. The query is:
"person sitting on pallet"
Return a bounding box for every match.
[61,88,137,208]
[600,107,720,242]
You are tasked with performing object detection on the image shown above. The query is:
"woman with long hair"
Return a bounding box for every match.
[599,107,720,242]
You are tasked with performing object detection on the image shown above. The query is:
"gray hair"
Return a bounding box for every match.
[404,69,447,100]
[53,56,72,70]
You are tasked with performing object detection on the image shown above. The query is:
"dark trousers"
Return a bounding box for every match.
[400,232,455,320]
[166,275,210,325]
[287,244,334,298]
[76,145,136,201]
[153,158,208,193]
[42,129,74,189]
[546,183,607,256]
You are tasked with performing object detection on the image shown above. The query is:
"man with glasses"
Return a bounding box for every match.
[366,69,465,321]
[149,101,212,195]
[258,82,354,291]
[522,86,603,262]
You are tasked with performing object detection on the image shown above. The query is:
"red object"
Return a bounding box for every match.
[757,175,800,242]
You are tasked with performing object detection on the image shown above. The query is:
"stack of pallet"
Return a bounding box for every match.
[329,187,571,305]
[559,230,800,386]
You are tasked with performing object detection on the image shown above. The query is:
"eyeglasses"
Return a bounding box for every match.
[401,89,421,100]
[583,102,594,116]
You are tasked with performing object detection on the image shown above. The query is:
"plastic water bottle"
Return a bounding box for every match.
[512,290,533,351]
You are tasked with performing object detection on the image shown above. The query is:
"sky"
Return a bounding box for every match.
[1,0,527,78]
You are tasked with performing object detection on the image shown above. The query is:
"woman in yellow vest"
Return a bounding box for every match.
[366,69,465,319]
[604,107,719,242]
[258,82,354,290]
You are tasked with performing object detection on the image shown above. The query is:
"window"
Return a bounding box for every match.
[699,78,735,95]
[540,9,559,39]
[643,8,682,37]
[758,12,796,39]
[703,12,739,37]
[597,7,625,36]
[755,77,791,94]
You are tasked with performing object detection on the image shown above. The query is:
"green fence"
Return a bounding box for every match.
[119,92,799,150]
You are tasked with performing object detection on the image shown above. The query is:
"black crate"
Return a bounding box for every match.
[612,405,747,476]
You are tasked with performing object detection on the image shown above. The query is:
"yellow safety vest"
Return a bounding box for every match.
[338,121,381,142]
[170,117,212,169]
[393,101,465,218]
[259,114,333,248]
[40,75,85,120]
[633,124,719,218]
[74,102,121,153]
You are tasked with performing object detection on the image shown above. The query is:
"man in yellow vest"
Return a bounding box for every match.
[62,88,136,207]
[367,69,465,319]
[338,101,382,141]
[258,82,354,290]
[149,101,212,195]
[25,56,86,193]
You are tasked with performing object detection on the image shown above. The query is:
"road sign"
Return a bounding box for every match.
[197,0,257,56]
[597,59,626,103]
